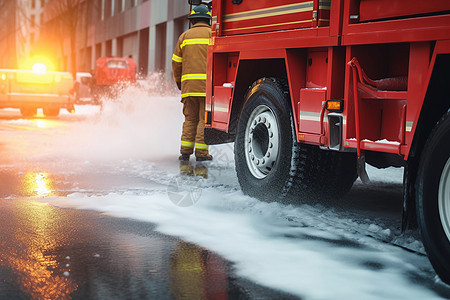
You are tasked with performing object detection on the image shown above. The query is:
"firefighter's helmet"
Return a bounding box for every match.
[188,5,212,20]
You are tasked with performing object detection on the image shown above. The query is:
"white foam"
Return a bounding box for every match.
[43,187,440,299]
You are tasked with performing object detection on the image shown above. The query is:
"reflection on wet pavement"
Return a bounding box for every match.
[0,172,296,299]
[22,172,54,197]
[0,200,77,299]
[170,242,228,299]
[179,161,209,179]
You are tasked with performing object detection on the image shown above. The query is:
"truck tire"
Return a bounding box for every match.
[43,107,60,117]
[20,107,37,118]
[287,145,357,202]
[416,111,450,284]
[235,78,357,203]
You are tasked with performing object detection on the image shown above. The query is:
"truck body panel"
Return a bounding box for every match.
[207,0,450,159]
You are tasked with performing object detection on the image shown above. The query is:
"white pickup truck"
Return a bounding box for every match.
[0,66,75,117]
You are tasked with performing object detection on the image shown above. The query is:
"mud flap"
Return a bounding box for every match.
[357,155,370,184]
[402,161,418,231]
[204,128,234,145]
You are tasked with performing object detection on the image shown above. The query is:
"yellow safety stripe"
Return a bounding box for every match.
[224,19,311,33]
[181,141,195,148]
[181,73,207,82]
[180,38,209,49]
[181,92,207,98]
[195,143,209,150]
[223,2,313,22]
[172,54,182,63]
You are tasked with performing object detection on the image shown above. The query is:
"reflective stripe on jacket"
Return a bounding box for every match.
[172,23,211,99]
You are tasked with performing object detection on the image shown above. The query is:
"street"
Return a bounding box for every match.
[1,82,450,299]
[0,193,293,299]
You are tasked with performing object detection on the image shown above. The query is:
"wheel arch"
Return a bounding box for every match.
[409,54,450,161]
[228,58,288,135]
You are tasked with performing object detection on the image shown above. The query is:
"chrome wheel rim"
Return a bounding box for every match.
[439,157,450,242]
[244,105,279,179]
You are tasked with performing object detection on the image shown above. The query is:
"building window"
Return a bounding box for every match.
[101,0,105,20]
[40,13,43,24]
[96,0,102,20]
[121,0,125,12]
[111,0,115,16]
[105,0,111,18]
[31,15,35,27]
[40,0,45,8]
[31,0,35,9]
[95,43,102,60]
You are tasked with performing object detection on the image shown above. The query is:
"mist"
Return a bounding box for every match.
[53,74,183,162]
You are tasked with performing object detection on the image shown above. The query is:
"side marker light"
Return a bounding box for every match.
[326,99,344,113]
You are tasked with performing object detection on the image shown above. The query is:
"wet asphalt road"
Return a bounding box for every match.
[0,110,297,300]
[0,185,295,300]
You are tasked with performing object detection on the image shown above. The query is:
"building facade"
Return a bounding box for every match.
[1,0,191,79]
[79,0,190,77]
[0,0,46,68]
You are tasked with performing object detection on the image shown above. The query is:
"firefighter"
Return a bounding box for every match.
[172,4,213,162]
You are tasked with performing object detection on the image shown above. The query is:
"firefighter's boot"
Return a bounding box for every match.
[196,155,213,162]
[179,154,190,161]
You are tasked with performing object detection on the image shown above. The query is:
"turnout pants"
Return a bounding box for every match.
[180,96,209,157]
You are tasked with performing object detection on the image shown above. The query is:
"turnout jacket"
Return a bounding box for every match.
[172,23,211,99]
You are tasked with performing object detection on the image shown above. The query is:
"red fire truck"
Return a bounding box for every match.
[93,57,137,100]
[200,0,450,283]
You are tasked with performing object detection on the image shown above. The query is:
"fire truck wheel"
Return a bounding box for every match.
[235,78,296,201]
[20,107,37,118]
[235,78,357,202]
[43,107,60,117]
[416,110,450,284]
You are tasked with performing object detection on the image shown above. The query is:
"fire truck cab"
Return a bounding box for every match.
[202,0,450,283]
[93,57,137,100]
